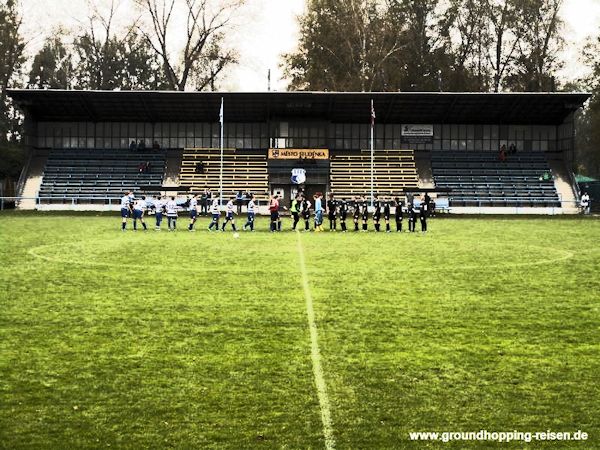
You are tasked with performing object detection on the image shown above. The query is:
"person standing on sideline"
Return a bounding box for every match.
[394,197,403,232]
[200,189,208,216]
[243,194,257,231]
[269,195,280,232]
[301,195,312,231]
[165,196,178,231]
[291,194,301,230]
[407,202,416,232]
[327,193,337,231]
[353,196,361,231]
[372,195,381,232]
[236,190,244,215]
[419,195,428,232]
[361,197,369,231]
[383,197,392,233]
[314,192,324,232]
[339,198,348,232]
[208,198,221,231]
[188,194,199,231]
[153,195,164,231]
[132,196,148,231]
[120,191,132,231]
[222,196,238,231]
[581,191,591,215]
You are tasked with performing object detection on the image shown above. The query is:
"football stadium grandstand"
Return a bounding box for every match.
[6,90,590,213]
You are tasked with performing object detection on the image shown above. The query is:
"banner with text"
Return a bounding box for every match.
[268,148,329,160]
[401,124,434,144]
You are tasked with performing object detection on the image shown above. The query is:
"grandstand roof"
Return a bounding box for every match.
[7,89,590,125]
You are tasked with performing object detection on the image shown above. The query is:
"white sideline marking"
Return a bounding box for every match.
[296,232,336,450]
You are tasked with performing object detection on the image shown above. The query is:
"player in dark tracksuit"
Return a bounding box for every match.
[302,197,311,231]
[420,196,428,232]
[372,196,381,232]
[327,194,337,231]
[383,198,392,232]
[394,197,403,232]
[361,199,369,231]
[353,196,361,231]
[339,199,348,232]
[408,203,417,232]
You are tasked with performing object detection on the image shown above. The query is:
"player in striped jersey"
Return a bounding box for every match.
[372,195,381,232]
[221,196,238,231]
[153,195,164,231]
[353,196,361,231]
[208,198,221,231]
[120,191,132,231]
[188,194,199,231]
[243,194,256,231]
[361,198,369,231]
[383,197,392,233]
[165,196,178,231]
[339,198,348,232]
[132,196,148,231]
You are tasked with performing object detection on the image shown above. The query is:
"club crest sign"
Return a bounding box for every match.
[291,168,306,185]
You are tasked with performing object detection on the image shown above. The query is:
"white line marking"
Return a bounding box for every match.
[296,232,335,450]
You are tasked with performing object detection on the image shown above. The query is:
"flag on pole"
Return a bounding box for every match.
[371,99,376,128]
[219,98,224,124]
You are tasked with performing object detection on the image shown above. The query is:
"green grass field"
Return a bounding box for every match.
[1,212,599,449]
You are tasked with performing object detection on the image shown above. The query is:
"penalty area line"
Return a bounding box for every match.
[296,231,336,450]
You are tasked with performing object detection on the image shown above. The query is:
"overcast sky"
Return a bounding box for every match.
[20,0,600,91]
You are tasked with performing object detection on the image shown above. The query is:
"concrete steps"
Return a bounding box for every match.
[17,150,49,210]
[547,157,579,213]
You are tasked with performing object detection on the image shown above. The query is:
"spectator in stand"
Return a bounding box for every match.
[129,140,137,151]
[581,191,591,215]
[138,162,145,173]
[138,140,146,150]
[152,140,161,150]
[145,161,151,174]
[539,170,552,181]
[509,143,517,154]
[498,144,507,162]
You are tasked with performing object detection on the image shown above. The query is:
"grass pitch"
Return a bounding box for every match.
[1,212,599,449]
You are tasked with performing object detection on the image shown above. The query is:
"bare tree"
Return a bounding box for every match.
[135,0,244,91]
[486,0,523,92]
[505,0,563,91]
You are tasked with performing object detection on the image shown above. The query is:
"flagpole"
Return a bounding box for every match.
[370,99,374,208]
[219,97,224,207]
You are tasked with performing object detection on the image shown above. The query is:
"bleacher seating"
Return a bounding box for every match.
[431,151,560,207]
[179,148,268,199]
[38,149,166,202]
[330,149,419,197]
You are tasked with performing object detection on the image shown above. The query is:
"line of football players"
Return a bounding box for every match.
[120,191,430,233]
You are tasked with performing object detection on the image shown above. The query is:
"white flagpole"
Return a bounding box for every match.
[219,97,224,207]
[370,99,375,208]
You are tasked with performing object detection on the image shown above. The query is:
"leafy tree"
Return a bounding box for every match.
[28,31,73,89]
[0,0,26,143]
[503,0,563,91]
[573,36,600,177]
[73,1,168,90]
